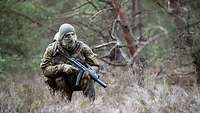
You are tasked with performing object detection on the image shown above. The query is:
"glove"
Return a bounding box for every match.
[60,64,78,75]
[82,70,91,80]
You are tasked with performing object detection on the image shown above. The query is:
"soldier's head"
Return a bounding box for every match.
[57,23,77,50]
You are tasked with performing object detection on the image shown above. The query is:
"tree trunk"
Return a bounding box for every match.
[111,0,144,86]
[111,0,136,57]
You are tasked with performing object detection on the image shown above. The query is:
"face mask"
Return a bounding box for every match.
[61,32,77,50]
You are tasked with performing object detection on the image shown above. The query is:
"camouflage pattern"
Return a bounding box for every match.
[40,39,99,102]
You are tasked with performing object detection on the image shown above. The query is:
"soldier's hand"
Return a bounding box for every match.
[82,71,91,80]
[61,64,78,74]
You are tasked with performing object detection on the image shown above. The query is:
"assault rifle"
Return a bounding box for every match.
[67,57,107,88]
[59,50,107,88]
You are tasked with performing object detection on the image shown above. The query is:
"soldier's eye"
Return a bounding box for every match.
[64,34,70,38]
[66,34,71,37]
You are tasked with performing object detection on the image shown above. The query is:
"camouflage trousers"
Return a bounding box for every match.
[45,72,95,102]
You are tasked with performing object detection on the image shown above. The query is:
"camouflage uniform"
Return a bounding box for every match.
[40,24,99,101]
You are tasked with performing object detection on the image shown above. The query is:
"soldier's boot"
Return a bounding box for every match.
[55,76,73,102]
[81,79,95,102]
[62,90,73,102]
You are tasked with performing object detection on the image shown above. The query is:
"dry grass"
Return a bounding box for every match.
[1,66,200,113]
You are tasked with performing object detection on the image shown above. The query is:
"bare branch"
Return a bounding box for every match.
[86,0,99,10]
[71,0,99,12]
[108,44,118,55]
[90,8,113,21]
[53,1,98,20]
[98,44,118,59]
[156,1,172,15]
[135,34,162,57]
[72,1,90,11]
[99,54,110,59]
[75,21,108,41]
[98,57,127,66]
[94,15,130,65]
[111,17,120,40]
[92,41,117,49]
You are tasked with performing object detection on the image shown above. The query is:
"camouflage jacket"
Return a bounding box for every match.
[40,40,99,78]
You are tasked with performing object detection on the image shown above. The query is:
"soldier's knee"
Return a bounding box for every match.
[55,77,66,89]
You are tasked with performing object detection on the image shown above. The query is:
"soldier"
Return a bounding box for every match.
[40,23,99,102]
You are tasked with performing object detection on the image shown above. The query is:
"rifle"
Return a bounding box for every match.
[58,50,107,88]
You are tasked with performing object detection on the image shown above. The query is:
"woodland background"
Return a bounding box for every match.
[1,0,200,113]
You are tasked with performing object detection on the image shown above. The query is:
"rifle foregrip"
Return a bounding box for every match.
[75,71,83,86]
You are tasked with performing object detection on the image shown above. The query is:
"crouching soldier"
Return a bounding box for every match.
[40,23,100,102]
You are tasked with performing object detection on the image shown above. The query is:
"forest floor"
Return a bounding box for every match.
[1,66,200,113]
